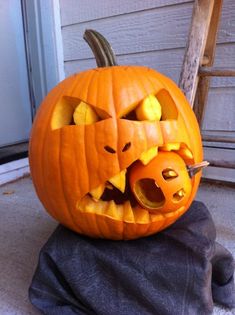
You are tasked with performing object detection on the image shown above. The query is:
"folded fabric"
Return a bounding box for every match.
[29,201,235,315]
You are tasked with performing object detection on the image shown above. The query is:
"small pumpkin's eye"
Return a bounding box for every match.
[135,94,162,121]
[162,168,178,181]
[73,101,99,125]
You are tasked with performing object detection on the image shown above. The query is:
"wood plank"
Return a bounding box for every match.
[194,0,223,126]
[60,0,192,26]
[199,67,235,77]
[202,166,235,183]
[204,0,224,67]
[203,135,235,143]
[61,0,235,62]
[0,158,29,186]
[202,87,235,131]
[204,147,235,168]
[64,43,235,88]
[179,0,214,105]
[202,130,235,149]
[62,2,194,61]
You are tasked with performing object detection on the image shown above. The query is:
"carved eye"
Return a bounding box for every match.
[162,168,178,181]
[73,101,99,125]
[136,94,162,121]
[173,188,185,202]
[121,89,178,122]
[51,96,109,130]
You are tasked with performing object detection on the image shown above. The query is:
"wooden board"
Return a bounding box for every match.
[202,87,235,131]
[193,0,224,126]
[60,0,193,26]
[204,146,235,168]
[61,0,235,62]
[64,43,235,88]
[62,2,194,61]
[179,0,214,105]
[202,166,235,183]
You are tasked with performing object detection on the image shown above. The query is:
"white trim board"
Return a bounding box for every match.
[0,158,30,186]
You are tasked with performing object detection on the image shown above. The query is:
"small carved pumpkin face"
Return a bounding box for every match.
[29,65,203,240]
[130,152,192,213]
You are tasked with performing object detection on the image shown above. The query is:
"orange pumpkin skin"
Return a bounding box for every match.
[29,65,203,240]
[129,152,192,213]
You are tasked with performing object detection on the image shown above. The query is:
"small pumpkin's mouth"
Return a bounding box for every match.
[133,178,165,210]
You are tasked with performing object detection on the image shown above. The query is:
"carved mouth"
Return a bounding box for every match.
[76,143,193,221]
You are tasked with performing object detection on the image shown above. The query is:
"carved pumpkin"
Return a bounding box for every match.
[29,30,206,240]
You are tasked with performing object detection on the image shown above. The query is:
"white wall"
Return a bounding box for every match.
[0,0,32,147]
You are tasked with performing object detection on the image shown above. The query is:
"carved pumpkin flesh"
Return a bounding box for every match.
[29,31,203,240]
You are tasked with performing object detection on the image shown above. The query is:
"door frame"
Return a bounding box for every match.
[0,0,64,184]
[21,0,65,113]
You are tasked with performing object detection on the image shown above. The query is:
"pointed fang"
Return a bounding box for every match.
[90,184,105,201]
[108,169,127,193]
[187,161,209,178]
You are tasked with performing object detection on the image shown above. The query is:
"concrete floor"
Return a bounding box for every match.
[0,177,234,314]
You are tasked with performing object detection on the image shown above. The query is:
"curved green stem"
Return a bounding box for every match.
[83,29,117,67]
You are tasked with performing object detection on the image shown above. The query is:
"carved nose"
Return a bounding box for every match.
[104,142,132,154]
[104,146,116,154]
[122,142,131,152]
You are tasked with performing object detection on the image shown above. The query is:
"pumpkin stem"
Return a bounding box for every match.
[83,29,118,67]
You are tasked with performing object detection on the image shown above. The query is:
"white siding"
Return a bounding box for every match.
[59,0,235,177]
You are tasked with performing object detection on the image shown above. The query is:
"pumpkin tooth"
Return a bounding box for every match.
[90,184,105,201]
[139,146,158,165]
[160,143,180,151]
[105,200,123,220]
[123,201,135,222]
[108,169,127,193]
[133,206,150,224]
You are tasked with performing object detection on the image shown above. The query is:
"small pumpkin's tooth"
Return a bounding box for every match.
[162,169,178,180]
[108,169,127,193]
[139,147,158,165]
[178,147,193,160]
[90,184,105,201]
[160,143,180,151]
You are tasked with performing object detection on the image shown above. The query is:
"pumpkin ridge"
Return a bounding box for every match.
[87,69,99,114]
[82,70,99,192]
[39,86,70,223]
[58,129,80,231]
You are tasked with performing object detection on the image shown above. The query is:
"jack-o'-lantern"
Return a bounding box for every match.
[29,30,208,240]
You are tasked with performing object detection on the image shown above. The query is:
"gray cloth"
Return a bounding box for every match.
[29,201,235,315]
